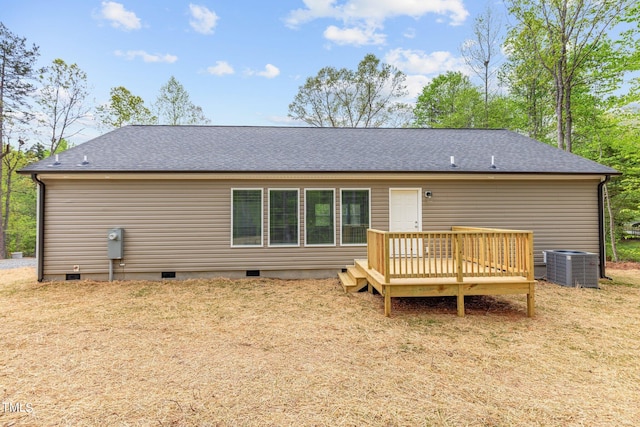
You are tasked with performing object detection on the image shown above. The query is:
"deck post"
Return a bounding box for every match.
[384,233,390,284]
[526,231,535,317]
[526,232,535,281]
[527,283,535,317]
[455,233,464,283]
[455,233,465,317]
[384,285,391,317]
[457,284,465,317]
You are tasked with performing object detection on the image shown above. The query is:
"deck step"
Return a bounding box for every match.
[347,265,366,281]
[338,266,368,293]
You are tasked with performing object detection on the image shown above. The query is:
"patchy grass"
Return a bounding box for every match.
[1,266,640,426]
[621,240,640,262]
[609,239,640,262]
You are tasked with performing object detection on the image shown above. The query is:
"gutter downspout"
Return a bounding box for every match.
[598,175,611,280]
[31,174,45,282]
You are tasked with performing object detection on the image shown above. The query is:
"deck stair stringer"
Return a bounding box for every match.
[338,261,369,293]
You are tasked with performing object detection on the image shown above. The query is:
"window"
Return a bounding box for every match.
[232,189,263,246]
[269,189,299,246]
[341,189,370,245]
[305,189,335,246]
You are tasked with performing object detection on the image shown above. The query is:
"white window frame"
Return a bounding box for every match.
[340,188,371,247]
[268,188,300,247]
[231,188,264,248]
[304,188,336,247]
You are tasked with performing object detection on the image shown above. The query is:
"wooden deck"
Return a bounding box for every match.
[339,227,536,317]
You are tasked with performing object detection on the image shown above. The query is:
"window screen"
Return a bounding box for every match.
[269,189,299,246]
[341,189,369,245]
[306,190,335,245]
[232,189,263,246]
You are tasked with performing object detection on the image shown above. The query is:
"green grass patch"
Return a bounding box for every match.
[608,238,640,262]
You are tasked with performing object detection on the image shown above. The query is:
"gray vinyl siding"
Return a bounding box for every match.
[41,177,600,279]
[42,179,371,278]
[419,179,600,264]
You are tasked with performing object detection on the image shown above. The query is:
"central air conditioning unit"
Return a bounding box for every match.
[544,250,599,288]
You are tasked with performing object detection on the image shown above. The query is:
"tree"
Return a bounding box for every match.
[500,26,555,141]
[288,54,409,127]
[2,136,36,257]
[0,23,40,258]
[155,76,210,125]
[506,0,637,152]
[460,6,503,128]
[96,86,157,129]
[37,58,91,154]
[571,93,640,261]
[413,71,483,128]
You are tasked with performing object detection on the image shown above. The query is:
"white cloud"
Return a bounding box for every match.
[207,61,234,76]
[189,4,219,34]
[384,48,469,100]
[385,48,466,75]
[100,1,141,31]
[115,50,178,63]
[285,0,469,45]
[403,74,431,100]
[286,0,469,27]
[259,64,280,78]
[246,64,281,79]
[403,27,416,39]
[323,24,386,46]
[267,115,303,126]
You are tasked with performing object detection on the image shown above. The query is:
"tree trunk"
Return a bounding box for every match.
[484,62,489,128]
[0,151,5,259]
[554,72,565,150]
[3,155,13,257]
[555,92,564,150]
[564,84,573,153]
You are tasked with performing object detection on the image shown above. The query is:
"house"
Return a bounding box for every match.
[19,125,618,283]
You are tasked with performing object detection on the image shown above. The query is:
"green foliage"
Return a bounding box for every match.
[413,71,483,128]
[505,0,639,152]
[413,70,529,131]
[1,145,37,256]
[571,98,640,257]
[155,76,210,125]
[0,23,41,258]
[607,239,640,263]
[288,54,409,127]
[96,86,157,129]
[499,22,555,142]
[0,22,41,130]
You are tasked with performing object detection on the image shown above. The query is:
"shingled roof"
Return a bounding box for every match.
[20,125,618,175]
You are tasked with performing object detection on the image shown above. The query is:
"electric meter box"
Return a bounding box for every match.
[107,228,124,259]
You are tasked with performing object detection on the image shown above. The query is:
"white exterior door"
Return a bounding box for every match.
[389,189,422,256]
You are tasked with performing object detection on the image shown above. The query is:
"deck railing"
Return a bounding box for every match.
[367,227,534,283]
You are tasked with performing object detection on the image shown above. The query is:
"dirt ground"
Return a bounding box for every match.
[1,265,639,426]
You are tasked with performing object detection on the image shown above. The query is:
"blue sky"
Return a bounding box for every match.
[4,1,505,142]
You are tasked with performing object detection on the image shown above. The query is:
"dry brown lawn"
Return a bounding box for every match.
[1,265,639,426]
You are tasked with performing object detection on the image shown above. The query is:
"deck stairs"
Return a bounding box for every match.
[338,261,369,292]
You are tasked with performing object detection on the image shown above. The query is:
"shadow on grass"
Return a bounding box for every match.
[387,295,526,317]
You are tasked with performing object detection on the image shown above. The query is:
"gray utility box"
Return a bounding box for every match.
[107,228,124,259]
[544,250,599,288]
